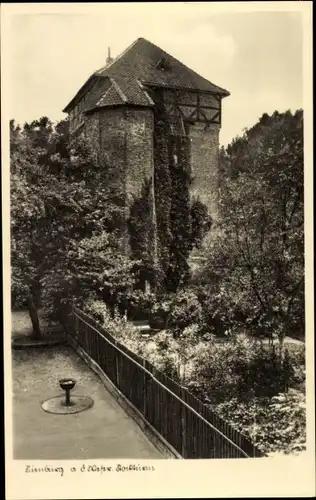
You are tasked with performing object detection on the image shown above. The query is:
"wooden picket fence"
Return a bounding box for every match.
[65,307,265,459]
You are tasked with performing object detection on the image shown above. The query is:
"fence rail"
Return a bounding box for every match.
[65,307,265,459]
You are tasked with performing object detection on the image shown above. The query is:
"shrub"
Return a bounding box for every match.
[83,299,144,354]
[83,298,110,324]
[282,343,305,391]
[84,299,180,378]
[142,330,179,379]
[214,389,306,455]
[187,337,304,403]
[126,290,157,321]
[150,290,202,333]
[150,296,172,329]
[284,342,305,366]
[198,288,236,337]
[169,290,202,332]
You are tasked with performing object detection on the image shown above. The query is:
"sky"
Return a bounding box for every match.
[8,3,304,145]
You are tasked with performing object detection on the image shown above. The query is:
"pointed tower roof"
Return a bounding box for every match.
[63,37,229,113]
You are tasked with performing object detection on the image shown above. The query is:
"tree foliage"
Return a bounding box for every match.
[127,178,158,289]
[201,110,304,348]
[10,117,131,335]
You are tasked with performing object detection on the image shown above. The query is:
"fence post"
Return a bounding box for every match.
[115,341,120,389]
[74,311,78,341]
[181,387,187,458]
[142,359,147,418]
[72,306,75,336]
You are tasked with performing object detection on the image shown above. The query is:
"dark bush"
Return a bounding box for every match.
[126,290,157,321]
[187,337,304,404]
[149,290,202,332]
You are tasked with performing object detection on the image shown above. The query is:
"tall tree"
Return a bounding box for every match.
[201,110,304,353]
[10,117,128,336]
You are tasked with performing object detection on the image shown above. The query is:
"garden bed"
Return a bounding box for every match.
[189,388,306,456]
[82,300,307,456]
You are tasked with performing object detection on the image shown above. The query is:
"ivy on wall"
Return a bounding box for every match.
[127,177,156,288]
[153,120,172,281]
[128,89,212,292]
[166,133,193,291]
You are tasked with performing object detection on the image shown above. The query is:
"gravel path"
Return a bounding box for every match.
[12,311,163,460]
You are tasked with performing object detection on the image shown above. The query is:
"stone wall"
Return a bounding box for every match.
[84,111,99,152]
[125,108,154,201]
[89,107,154,199]
[84,106,155,254]
[83,98,220,266]
[98,108,127,196]
[189,122,220,221]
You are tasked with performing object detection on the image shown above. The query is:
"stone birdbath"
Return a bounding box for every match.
[59,378,76,406]
[41,377,94,415]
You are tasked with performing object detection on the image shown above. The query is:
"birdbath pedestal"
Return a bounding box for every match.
[41,377,94,414]
[59,378,76,406]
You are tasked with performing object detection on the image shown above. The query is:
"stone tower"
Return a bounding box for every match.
[63,37,229,264]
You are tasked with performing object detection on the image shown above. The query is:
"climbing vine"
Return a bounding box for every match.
[128,88,212,292]
[166,133,192,291]
[127,177,156,288]
[153,120,172,281]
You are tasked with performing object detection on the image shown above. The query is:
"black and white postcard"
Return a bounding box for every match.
[2,2,314,499]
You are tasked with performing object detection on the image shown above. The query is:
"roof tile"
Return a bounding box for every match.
[96,38,229,95]
[64,37,229,113]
